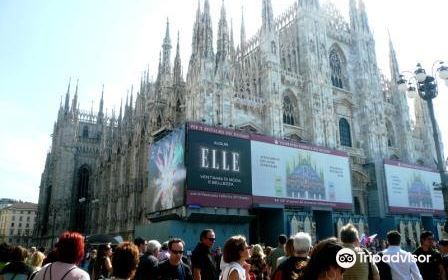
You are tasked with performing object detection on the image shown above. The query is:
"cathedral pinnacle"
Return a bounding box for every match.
[204,0,210,14]
[192,0,201,56]
[97,84,105,124]
[64,78,71,112]
[359,0,370,32]
[240,6,246,53]
[162,18,172,77]
[174,31,183,84]
[388,30,400,83]
[216,0,229,65]
[349,0,358,31]
[201,0,214,59]
[229,19,235,60]
[71,78,79,114]
[118,98,123,125]
[163,18,171,47]
[130,86,134,110]
[262,0,274,33]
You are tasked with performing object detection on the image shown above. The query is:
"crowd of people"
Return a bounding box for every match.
[1,224,448,280]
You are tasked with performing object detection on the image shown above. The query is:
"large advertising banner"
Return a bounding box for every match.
[147,127,186,213]
[384,160,444,215]
[186,123,252,208]
[251,135,352,209]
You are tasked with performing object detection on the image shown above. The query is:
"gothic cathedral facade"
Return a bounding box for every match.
[35,0,441,245]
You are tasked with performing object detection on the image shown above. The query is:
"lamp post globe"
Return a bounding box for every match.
[439,65,448,80]
[398,76,408,93]
[415,63,427,82]
[407,86,417,99]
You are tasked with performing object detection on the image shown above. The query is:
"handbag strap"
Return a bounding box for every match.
[60,267,77,280]
[42,264,52,280]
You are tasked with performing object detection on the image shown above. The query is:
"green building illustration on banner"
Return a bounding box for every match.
[286,153,325,200]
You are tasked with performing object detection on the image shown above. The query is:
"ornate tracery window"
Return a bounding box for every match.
[156,115,162,127]
[283,95,296,126]
[386,120,395,147]
[329,48,344,89]
[339,118,352,147]
[176,99,181,112]
[82,126,89,138]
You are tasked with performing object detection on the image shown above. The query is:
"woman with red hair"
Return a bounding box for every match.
[33,231,90,280]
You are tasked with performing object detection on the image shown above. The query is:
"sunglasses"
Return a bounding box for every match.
[208,238,216,242]
[171,250,184,255]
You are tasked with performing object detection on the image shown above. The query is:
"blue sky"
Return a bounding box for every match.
[0,0,447,203]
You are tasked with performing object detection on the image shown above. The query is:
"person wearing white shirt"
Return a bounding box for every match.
[382,231,423,280]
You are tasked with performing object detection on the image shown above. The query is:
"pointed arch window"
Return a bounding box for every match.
[82,126,89,138]
[156,115,162,127]
[176,99,181,112]
[339,118,352,147]
[271,41,276,54]
[354,196,362,215]
[386,120,395,147]
[287,53,292,71]
[329,48,344,89]
[292,50,297,72]
[283,96,296,126]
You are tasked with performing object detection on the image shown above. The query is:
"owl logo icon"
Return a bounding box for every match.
[336,248,356,268]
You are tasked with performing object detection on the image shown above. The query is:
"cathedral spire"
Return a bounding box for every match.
[64,78,71,112]
[204,0,210,15]
[99,84,104,114]
[299,0,319,10]
[388,30,400,83]
[229,19,236,60]
[202,0,214,59]
[71,78,79,113]
[173,31,183,84]
[358,0,370,32]
[118,98,123,125]
[130,86,134,111]
[157,51,162,83]
[240,7,246,53]
[216,0,229,65]
[162,18,172,76]
[262,0,274,33]
[192,0,201,56]
[349,0,359,31]
[98,84,105,123]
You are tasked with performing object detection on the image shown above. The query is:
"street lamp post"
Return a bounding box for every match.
[398,61,448,232]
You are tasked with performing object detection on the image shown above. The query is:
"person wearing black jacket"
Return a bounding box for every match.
[191,229,218,280]
[413,231,446,280]
[134,240,160,280]
[157,238,193,280]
